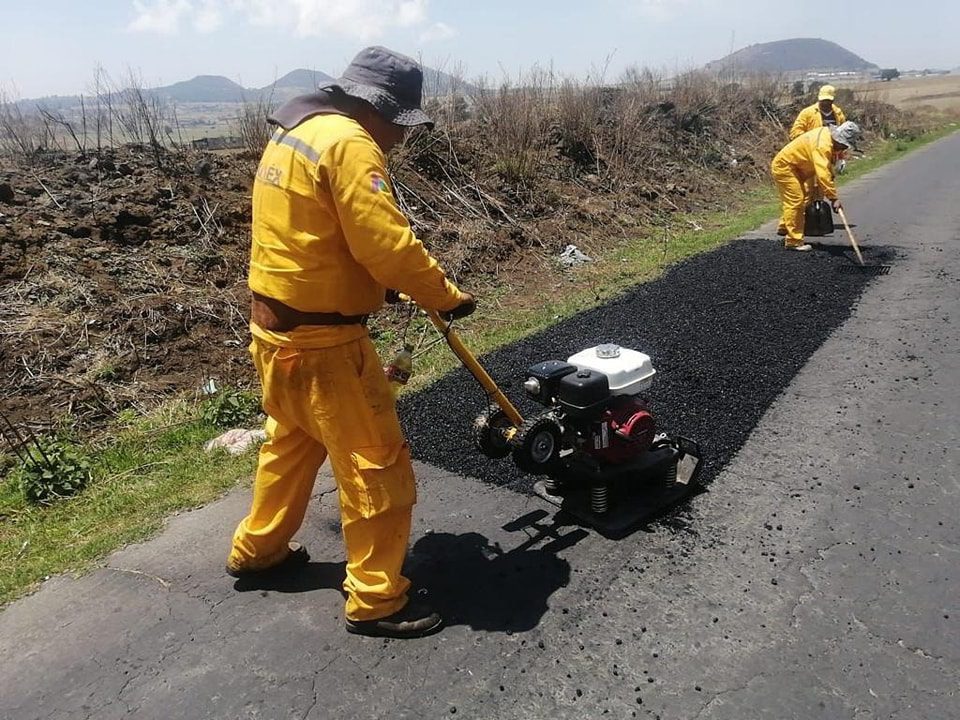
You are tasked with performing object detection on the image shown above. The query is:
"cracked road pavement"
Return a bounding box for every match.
[2,133,959,719]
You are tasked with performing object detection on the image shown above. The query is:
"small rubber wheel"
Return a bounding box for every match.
[474,404,514,459]
[511,415,563,475]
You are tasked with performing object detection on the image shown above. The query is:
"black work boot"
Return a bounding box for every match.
[226,542,310,578]
[345,601,444,639]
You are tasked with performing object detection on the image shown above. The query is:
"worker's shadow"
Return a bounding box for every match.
[405,512,583,633]
[230,511,581,635]
[231,560,347,595]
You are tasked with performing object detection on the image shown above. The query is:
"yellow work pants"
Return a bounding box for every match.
[778,178,819,236]
[772,160,806,245]
[228,334,416,621]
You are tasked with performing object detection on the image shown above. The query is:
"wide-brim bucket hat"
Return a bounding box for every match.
[830,120,862,150]
[322,46,434,129]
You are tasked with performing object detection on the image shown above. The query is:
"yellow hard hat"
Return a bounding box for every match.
[818,85,836,101]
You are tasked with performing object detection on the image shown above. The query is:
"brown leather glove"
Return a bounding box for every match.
[440,292,476,321]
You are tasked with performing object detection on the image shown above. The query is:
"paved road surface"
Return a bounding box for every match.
[2,133,958,719]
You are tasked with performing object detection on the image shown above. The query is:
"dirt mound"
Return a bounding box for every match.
[0,147,254,427]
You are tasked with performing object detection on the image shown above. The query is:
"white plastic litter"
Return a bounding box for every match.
[558,244,593,267]
[204,428,267,455]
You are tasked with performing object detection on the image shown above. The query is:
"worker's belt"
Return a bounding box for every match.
[250,291,368,332]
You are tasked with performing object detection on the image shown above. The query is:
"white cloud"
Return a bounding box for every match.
[397,0,428,27]
[420,21,456,43]
[629,0,693,21]
[282,0,431,39]
[128,0,444,39]
[193,0,223,32]
[127,0,192,33]
[230,0,275,27]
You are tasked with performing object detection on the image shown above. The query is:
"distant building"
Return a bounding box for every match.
[190,136,243,150]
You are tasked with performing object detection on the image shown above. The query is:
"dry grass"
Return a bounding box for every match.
[234,91,275,158]
[853,75,960,114]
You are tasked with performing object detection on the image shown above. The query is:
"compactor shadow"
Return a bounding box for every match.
[406,512,581,633]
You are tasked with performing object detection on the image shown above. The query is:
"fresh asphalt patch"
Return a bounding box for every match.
[400,238,896,493]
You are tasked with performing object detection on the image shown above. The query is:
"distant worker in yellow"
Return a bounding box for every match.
[790,84,847,140]
[771,121,861,251]
[780,84,849,233]
[226,46,476,639]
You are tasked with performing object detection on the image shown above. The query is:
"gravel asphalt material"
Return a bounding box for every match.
[402,234,890,493]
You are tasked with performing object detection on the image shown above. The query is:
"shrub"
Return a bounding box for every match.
[18,439,92,505]
[201,388,262,429]
[235,92,275,158]
[474,69,553,186]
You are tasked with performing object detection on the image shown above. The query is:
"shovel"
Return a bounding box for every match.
[836,206,864,266]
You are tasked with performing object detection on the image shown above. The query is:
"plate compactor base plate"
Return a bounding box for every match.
[533,480,702,540]
[533,437,704,538]
[533,473,703,539]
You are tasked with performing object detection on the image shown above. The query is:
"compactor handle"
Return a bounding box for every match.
[396,294,524,427]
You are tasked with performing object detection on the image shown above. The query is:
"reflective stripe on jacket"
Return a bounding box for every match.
[772,127,838,200]
[789,102,847,140]
[249,113,463,318]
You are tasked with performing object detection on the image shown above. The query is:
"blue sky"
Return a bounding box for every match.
[2,0,957,98]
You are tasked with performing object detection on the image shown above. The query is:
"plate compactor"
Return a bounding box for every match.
[419,305,704,536]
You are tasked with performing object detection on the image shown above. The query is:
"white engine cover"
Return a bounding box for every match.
[567,344,656,396]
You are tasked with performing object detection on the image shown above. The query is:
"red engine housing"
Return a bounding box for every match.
[582,396,656,464]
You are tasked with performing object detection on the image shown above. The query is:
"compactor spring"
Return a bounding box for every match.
[590,484,609,514]
[662,462,678,486]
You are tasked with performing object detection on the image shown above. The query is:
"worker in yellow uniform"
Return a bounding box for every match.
[779,85,849,236]
[771,121,861,251]
[790,85,847,140]
[226,46,475,639]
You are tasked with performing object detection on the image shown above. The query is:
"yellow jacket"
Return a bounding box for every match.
[772,127,839,200]
[249,113,464,346]
[789,102,847,140]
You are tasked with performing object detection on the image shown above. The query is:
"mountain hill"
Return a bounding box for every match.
[150,75,248,103]
[705,38,878,74]
[255,68,336,102]
[14,64,478,110]
[268,68,335,89]
[425,67,478,96]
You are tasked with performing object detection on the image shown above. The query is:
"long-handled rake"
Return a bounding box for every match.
[836,206,864,266]
[835,207,891,276]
